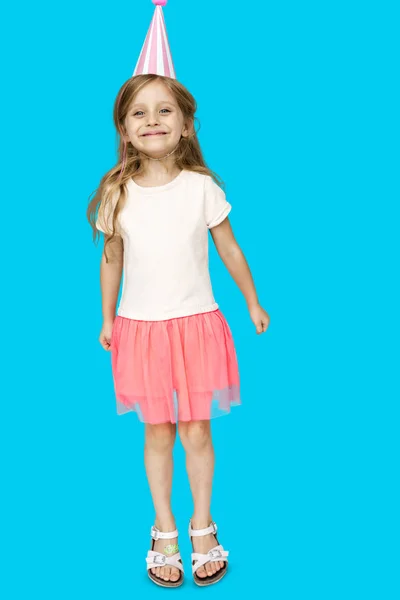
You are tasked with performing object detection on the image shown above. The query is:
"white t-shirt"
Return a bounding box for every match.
[96,169,232,321]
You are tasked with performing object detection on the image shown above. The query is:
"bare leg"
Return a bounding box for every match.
[144,422,180,582]
[178,420,225,578]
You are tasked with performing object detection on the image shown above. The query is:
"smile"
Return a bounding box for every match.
[142,132,168,137]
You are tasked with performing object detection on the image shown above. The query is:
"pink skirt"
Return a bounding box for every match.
[110,309,241,424]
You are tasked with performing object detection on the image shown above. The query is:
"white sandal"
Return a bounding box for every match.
[145,525,184,587]
[188,520,229,586]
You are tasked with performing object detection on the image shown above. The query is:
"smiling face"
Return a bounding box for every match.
[123,79,190,158]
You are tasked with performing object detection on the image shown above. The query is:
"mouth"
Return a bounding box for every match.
[142,132,168,137]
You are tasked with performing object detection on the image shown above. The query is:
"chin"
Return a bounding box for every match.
[142,140,175,154]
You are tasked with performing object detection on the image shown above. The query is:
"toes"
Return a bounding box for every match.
[155,567,160,578]
[219,560,225,570]
[151,567,156,575]
[215,562,220,571]
[211,562,217,575]
[163,566,171,581]
[197,567,207,578]
[205,562,213,577]
[170,568,180,582]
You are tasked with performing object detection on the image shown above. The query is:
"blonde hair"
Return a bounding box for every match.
[87,74,224,261]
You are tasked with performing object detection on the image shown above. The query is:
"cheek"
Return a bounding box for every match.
[129,128,141,139]
[171,118,184,133]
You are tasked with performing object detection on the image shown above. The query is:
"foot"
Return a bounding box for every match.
[190,519,226,579]
[150,524,181,583]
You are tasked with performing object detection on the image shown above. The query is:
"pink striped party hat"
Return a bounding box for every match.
[133,0,176,79]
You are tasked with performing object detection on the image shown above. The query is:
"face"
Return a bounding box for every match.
[123,79,190,158]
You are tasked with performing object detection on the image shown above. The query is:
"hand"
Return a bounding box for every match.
[99,320,114,351]
[249,303,270,335]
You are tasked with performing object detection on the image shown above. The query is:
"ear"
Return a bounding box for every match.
[182,118,194,138]
[120,120,130,142]
[121,131,131,144]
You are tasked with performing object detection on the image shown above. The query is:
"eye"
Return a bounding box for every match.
[132,109,171,116]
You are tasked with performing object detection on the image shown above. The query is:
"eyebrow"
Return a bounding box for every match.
[130,101,176,109]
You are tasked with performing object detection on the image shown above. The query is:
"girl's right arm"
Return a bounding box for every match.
[99,235,123,351]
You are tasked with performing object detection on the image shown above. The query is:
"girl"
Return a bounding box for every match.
[87,73,269,587]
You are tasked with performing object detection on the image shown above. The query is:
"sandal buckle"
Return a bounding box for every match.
[153,554,166,565]
[208,548,222,559]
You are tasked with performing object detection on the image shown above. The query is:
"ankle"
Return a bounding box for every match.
[190,515,213,530]
[154,514,177,532]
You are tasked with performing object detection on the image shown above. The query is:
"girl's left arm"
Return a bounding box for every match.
[210,217,270,334]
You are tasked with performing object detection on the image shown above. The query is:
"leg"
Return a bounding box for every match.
[178,420,225,578]
[144,422,180,582]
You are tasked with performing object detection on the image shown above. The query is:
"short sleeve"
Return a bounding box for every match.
[96,189,120,234]
[204,176,232,229]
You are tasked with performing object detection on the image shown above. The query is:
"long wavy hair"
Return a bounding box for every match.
[87,74,224,261]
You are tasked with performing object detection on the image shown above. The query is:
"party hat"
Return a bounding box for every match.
[133,0,176,79]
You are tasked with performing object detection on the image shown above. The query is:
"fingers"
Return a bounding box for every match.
[256,320,264,334]
[99,337,112,350]
[256,319,269,334]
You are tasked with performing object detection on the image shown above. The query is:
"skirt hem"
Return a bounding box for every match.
[115,398,242,424]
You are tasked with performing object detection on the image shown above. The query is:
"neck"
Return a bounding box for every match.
[139,152,180,180]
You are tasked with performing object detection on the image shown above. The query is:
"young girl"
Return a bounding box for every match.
[87,4,269,589]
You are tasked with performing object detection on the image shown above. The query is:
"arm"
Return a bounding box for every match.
[99,234,123,349]
[210,217,270,334]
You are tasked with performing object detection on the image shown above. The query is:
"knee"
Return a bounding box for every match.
[145,423,176,452]
[178,420,211,452]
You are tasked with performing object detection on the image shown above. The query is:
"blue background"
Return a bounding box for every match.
[1,0,398,598]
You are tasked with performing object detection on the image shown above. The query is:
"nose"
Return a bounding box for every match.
[145,111,161,127]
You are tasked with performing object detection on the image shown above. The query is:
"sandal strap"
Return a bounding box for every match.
[191,545,229,574]
[188,520,217,537]
[146,550,184,572]
[150,525,178,540]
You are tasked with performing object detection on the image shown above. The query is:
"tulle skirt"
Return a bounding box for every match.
[110,309,241,424]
